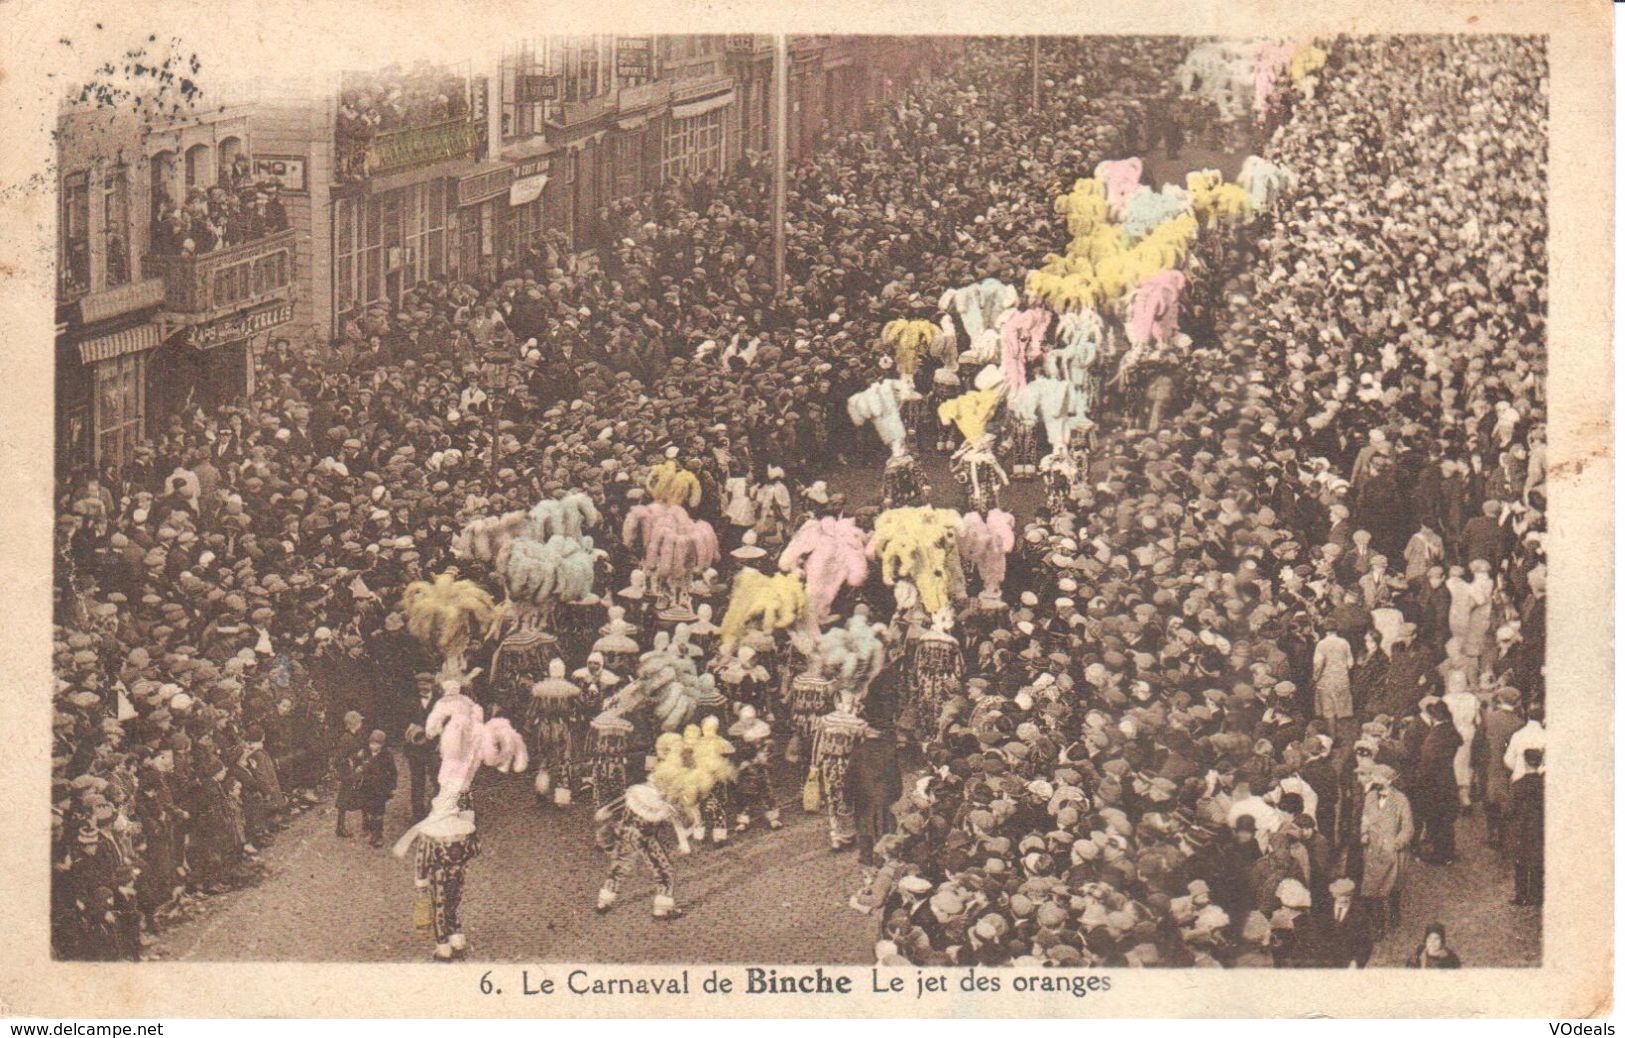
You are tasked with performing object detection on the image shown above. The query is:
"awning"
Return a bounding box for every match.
[510,174,549,207]
[670,90,735,121]
[77,279,165,325]
[77,323,159,365]
[617,115,649,132]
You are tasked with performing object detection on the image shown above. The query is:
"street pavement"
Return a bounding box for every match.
[154,762,881,964]
[152,756,1537,966]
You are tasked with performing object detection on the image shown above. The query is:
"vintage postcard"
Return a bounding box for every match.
[0,0,1611,1020]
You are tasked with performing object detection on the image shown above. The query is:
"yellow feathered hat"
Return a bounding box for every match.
[401,570,503,664]
[718,569,807,648]
[646,459,702,508]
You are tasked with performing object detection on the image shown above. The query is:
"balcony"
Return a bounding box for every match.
[556,91,618,129]
[143,228,296,320]
[336,118,478,183]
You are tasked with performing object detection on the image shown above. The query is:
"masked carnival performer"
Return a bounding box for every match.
[908,611,965,746]
[594,782,691,921]
[527,659,582,808]
[394,675,526,961]
[810,689,870,851]
[728,706,781,832]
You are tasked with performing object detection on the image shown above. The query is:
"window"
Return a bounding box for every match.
[510,194,545,257]
[217,136,245,187]
[60,172,90,299]
[662,108,726,183]
[406,180,446,283]
[102,169,131,289]
[149,151,178,224]
[94,351,145,467]
[185,143,212,192]
[335,197,357,313]
[334,194,386,318]
[425,179,446,279]
[336,183,444,322]
[563,38,602,102]
[751,80,771,154]
[502,44,546,142]
[364,198,382,305]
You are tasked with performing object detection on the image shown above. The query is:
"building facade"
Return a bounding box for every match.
[56,101,295,473]
[236,37,945,346]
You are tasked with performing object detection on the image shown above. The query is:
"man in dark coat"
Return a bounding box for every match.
[367,611,427,747]
[332,709,367,837]
[1459,499,1506,570]
[848,674,904,885]
[1480,689,1522,850]
[1415,701,1463,864]
[1507,748,1544,906]
[1307,876,1373,967]
[400,671,441,822]
[1209,815,1262,925]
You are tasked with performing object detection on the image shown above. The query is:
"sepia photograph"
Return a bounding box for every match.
[1,0,1613,1021]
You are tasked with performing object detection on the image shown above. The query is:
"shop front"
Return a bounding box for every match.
[150,299,292,422]
[334,176,455,323]
[661,81,736,183]
[58,322,162,470]
[505,154,551,264]
[453,161,513,280]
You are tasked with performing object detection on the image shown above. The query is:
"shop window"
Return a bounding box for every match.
[93,352,145,467]
[335,197,358,314]
[662,109,725,184]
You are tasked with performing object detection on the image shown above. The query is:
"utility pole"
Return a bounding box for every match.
[773,34,789,300]
[1031,35,1040,111]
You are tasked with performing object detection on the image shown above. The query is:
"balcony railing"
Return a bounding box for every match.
[143,228,296,317]
[557,92,618,128]
[336,118,478,183]
[58,241,91,303]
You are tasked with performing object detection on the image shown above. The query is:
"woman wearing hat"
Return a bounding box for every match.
[1407,922,1461,969]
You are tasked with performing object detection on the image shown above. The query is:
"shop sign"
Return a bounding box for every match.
[187,301,293,349]
[516,74,560,103]
[457,164,513,206]
[253,155,308,193]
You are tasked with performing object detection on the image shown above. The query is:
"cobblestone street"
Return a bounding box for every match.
[153,758,1538,966]
[154,763,880,964]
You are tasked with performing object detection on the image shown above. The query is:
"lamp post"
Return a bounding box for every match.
[773,34,789,300]
[1031,35,1040,111]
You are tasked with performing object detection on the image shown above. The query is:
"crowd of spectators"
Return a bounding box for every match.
[150,165,290,258]
[868,33,1548,968]
[336,63,472,182]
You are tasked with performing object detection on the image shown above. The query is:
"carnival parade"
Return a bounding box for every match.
[53,32,1546,970]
